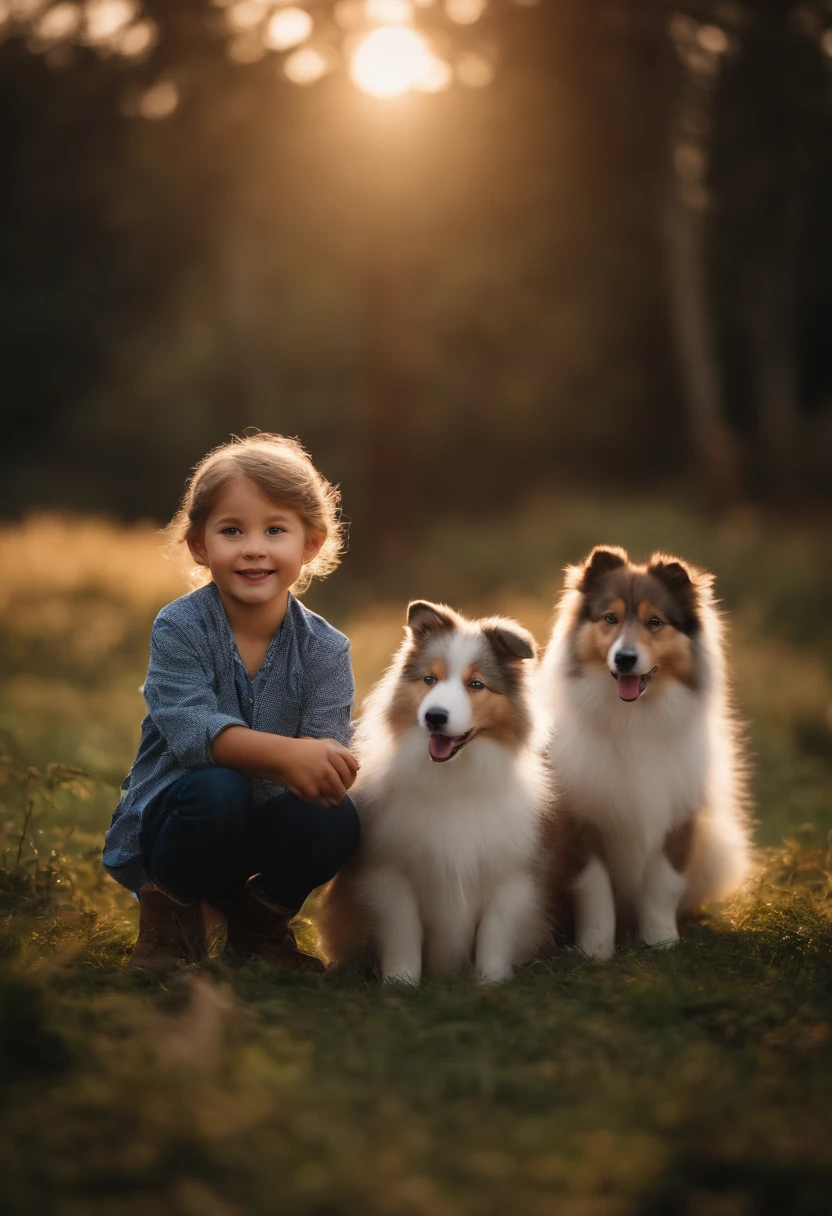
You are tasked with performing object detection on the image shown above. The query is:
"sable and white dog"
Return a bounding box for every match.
[539,546,751,959]
[317,601,551,985]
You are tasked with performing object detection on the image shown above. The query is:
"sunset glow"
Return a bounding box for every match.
[350,25,434,98]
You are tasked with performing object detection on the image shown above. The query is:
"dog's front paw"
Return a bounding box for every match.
[642,936,678,952]
[382,969,421,987]
[576,935,615,962]
[476,962,514,985]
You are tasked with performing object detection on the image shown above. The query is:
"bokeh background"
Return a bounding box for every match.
[2,5,832,1214]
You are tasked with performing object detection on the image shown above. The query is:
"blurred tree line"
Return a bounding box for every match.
[1,0,830,562]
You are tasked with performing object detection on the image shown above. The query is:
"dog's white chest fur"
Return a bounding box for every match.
[357,735,547,983]
[551,672,708,871]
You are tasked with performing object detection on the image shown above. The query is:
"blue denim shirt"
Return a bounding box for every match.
[103,583,354,893]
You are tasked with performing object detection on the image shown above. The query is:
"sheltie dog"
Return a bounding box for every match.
[539,546,751,958]
[317,600,551,984]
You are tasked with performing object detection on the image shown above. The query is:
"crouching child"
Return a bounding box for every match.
[103,434,360,975]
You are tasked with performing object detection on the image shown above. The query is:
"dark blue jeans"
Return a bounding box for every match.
[141,768,360,911]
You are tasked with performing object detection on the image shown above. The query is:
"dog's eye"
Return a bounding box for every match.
[469,680,485,691]
[603,613,618,625]
[648,617,664,629]
[423,674,437,685]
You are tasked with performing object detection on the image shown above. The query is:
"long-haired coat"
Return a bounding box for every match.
[539,546,751,958]
[317,601,551,984]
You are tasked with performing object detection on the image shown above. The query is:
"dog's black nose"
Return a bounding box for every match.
[425,709,449,730]
[614,650,638,673]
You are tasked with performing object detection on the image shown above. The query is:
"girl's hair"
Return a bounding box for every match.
[166,433,345,595]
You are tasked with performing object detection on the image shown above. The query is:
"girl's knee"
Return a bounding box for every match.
[177,767,251,832]
[308,797,360,875]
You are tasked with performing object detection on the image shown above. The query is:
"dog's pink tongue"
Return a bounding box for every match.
[429,734,455,762]
[617,675,641,702]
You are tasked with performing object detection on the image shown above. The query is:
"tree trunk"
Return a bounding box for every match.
[662,58,744,509]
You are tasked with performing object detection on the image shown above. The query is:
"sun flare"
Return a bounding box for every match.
[349,25,434,98]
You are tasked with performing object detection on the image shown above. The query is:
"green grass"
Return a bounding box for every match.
[1,501,832,1215]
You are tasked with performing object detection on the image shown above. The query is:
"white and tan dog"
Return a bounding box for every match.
[539,546,751,959]
[317,600,551,984]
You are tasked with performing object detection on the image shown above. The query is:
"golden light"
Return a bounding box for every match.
[456,52,493,86]
[7,0,49,17]
[333,0,364,30]
[138,80,179,120]
[265,7,312,51]
[227,31,267,63]
[363,0,414,24]
[350,25,434,98]
[84,0,136,44]
[113,19,157,58]
[415,52,452,92]
[34,3,82,42]
[283,46,330,85]
[445,0,485,25]
[696,23,729,55]
[226,1,265,32]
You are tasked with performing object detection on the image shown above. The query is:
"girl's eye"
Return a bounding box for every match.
[469,680,485,691]
[604,613,618,625]
[267,527,285,536]
[423,674,437,686]
[648,617,664,629]
[223,527,241,537]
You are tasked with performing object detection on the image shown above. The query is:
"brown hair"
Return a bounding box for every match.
[166,433,345,594]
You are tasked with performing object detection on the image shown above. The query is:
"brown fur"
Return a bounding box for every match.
[315,856,375,972]
[462,664,528,750]
[387,658,447,738]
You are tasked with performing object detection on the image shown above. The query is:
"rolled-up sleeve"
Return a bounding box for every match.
[298,640,355,747]
[143,618,247,770]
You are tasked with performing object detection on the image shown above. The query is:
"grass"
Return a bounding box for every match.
[1,501,831,1215]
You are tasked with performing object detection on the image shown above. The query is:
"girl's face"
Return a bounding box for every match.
[188,477,322,613]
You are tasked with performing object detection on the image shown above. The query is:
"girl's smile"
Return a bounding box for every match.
[236,569,275,582]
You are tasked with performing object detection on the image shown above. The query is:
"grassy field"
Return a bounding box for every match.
[2,502,832,1215]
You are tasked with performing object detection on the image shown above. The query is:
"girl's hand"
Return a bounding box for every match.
[281,737,359,806]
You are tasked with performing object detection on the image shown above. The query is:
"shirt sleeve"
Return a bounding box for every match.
[298,639,355,748]
[143,617,248,771]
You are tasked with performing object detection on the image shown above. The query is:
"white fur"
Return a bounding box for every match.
[332,625,550,985]
[539,585,751,956]
[573,856,616,959]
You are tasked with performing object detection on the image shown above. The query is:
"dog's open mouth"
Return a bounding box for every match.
[428,730,474,763]
[613,666,659,702]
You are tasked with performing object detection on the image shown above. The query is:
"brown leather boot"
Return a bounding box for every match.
[225,876,325,974]
[125,883,227,976]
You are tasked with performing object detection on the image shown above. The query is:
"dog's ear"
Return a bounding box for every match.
[406,601,458,637]
[578,546,627,592]
[648,554,714,596]
[648,555,693,592]
[648,554,712,633]
[481,618,537,662]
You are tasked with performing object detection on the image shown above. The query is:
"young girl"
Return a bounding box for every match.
[103,434,360,975]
